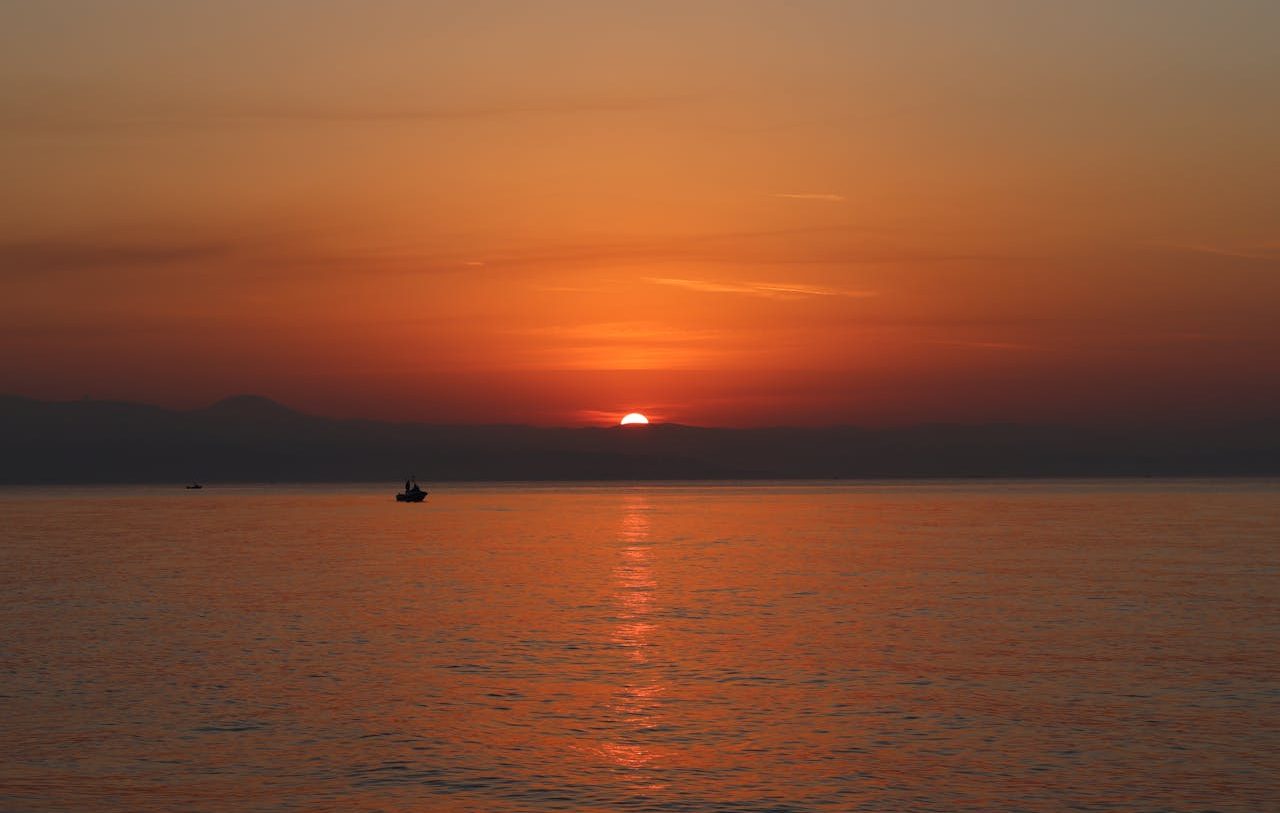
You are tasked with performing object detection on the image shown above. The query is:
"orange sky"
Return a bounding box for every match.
[2,2,1278,425]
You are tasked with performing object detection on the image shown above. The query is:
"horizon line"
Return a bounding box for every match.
[2,391,1276,432]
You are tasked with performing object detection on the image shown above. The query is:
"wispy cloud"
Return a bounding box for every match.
[513,321,723,344]
[505,321,733,370]
[645,277,876,300]
[1147,242,1280,262]
[927,339,1036,351]
[240,94,697,124]
[0,80,698,132]
[0,223,994,291]
[772,193,846,202]
[0,238,232,276]
[528,284,615,294]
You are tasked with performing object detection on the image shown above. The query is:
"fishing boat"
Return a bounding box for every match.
[186,482,203,490]
[396,476,427,502]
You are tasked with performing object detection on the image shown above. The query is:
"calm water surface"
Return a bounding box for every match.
[1,481,1276,812]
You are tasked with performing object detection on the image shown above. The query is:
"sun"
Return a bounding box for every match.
[620,412,649,426]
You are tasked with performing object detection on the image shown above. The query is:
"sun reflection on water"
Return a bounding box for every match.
[601,493,669,787]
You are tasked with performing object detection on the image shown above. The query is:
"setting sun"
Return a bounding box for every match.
[2,5,1277,812]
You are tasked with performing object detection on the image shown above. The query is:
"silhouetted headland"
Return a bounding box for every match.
[1,394,1278,483]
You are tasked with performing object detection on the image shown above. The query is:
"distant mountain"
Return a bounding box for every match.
[193,394,305,421]
[0,394,1278,483]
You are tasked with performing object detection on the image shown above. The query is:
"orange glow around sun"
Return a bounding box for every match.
[4,4,1279,428]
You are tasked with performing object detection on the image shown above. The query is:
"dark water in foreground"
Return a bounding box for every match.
[1,481,1276,812]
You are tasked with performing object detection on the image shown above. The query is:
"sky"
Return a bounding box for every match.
[2,0,1278,426]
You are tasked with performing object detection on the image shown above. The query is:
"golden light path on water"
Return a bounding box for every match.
[0,481,1277,811]
[601,494,666,784]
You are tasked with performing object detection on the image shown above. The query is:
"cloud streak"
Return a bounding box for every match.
[0,239,232,276]
[513,321,725,344]
[0,81,698,132]
[645,277,876,300]
[926,339,1037,351]
[772,193,846,202]
[1158,242,1280,263]
[504,321,737,371]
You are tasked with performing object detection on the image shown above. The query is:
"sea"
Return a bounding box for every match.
[1,480,1276,812]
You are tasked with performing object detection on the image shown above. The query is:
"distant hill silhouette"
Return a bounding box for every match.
[1,394,1278,483]
[193,394,303,421]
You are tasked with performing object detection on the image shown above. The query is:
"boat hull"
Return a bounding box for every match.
[395,491,427,502]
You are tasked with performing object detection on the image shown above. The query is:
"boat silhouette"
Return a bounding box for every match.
[396,477,427,502]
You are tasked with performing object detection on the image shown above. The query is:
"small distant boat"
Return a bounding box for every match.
[397,475,427,502]
[186,482,203,490]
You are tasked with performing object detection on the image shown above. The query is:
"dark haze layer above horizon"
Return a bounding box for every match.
[2,394,1277,483]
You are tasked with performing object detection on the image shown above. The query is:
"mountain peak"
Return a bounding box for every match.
[197,394,300,419]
